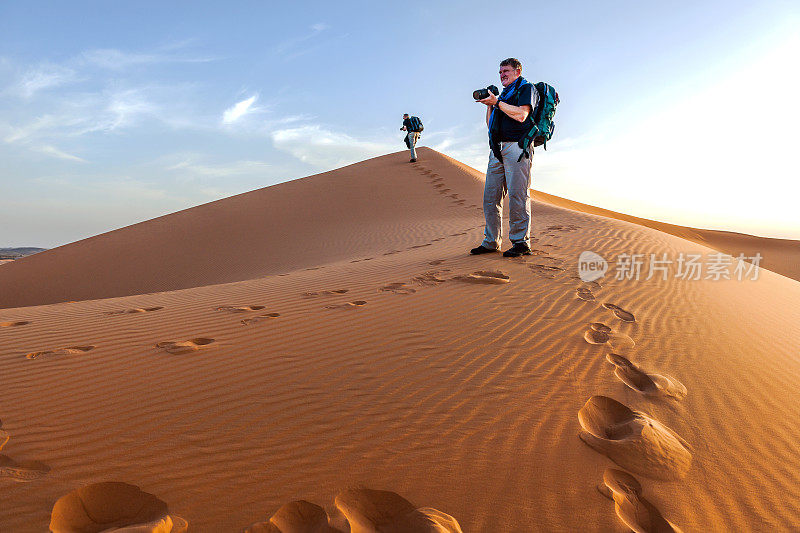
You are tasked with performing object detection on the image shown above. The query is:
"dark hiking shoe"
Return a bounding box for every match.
[410,158,417,163]
[503,243,532,257]
[470,245,499,255]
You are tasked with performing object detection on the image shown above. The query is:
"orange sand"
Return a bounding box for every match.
[1,147,799,531]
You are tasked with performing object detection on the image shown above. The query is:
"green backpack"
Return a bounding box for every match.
[518,82,559,160]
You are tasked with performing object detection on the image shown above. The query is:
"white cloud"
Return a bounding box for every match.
[36,144,86,162]
[105,89,158,130]
[311,23,329,32]
[15,64,78,98]
[270,124,394,168]
[81,48,216,70]
[4,88,159,146]
[222,95,258,124]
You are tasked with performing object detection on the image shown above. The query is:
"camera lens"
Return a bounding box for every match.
[473,88,489,100]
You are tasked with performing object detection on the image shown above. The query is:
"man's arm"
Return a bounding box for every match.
[477,87,533,123]
[496,101,531,123]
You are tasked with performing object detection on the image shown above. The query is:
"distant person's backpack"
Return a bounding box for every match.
[409,116,424,133]
[518,82,559,160]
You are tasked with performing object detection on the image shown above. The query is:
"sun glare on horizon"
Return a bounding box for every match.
[534,31,800,240]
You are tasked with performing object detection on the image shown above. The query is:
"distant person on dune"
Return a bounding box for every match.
[470,57,538,258]
[401,113,423,163]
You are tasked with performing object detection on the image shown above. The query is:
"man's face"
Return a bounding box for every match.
[499,65,521,87]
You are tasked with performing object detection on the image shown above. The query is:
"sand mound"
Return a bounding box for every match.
[154,337,215,355]
[606,354,687,400]
[243,489,461,533]
[334,488,461,533]
[0,149,487,309]
[49,482,187,532]
[578,396,692,480]
[244,500,339,532]
[599,469,681,532]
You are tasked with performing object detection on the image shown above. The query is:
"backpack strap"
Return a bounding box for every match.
[517,122,539,161]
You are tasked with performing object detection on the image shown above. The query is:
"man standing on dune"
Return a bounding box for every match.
[471,58,537,258]
[401,113,422,163]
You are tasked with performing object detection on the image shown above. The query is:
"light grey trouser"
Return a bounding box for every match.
[407,132,420,159]
[481,141,533,249]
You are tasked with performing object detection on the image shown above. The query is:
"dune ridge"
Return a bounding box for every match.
[0,148,799,531]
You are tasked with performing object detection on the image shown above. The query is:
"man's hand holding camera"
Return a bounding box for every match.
[477,91,499,107]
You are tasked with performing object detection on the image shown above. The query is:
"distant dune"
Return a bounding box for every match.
[530,190,800,282]
[1,147,799,531]
[0,247,47,260]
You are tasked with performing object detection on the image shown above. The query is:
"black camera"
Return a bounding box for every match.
[473,85,499,101]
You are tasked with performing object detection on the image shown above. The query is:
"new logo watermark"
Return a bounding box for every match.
[578,251,608,282]
[576,251,762,281]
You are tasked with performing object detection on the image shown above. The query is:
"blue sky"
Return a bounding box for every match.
[1,1,798,248]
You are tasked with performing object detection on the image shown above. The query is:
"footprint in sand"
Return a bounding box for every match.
[379,282,417,295]
[383,250,402,256]
[433,183,445,189]
[598,469,682,532]
[0,455,50,482]
[606,354,687,400]
[325,300,367,310]
[244,500,339,532]
[26,346,95,360]
[414,270,450,286]
[0,320,30,327]
[215,305,266,313]
[332,488,462,533]
[452,270,510,285]
[545,224,580,233]
[603,303,636,323]
[429,259,446,265]
[241,313,281,325]
[576,287,596,301]
[528,263,565,278]
[578,395,692,480]
[583,323,635,352]
[106,306,164,316]
[0,419,46,483]
[303,289,349,298]
[155,338,215,355]
[50,482,187,533]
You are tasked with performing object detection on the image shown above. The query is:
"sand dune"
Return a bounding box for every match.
[530,189,800,282]
[1,148,800,531]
